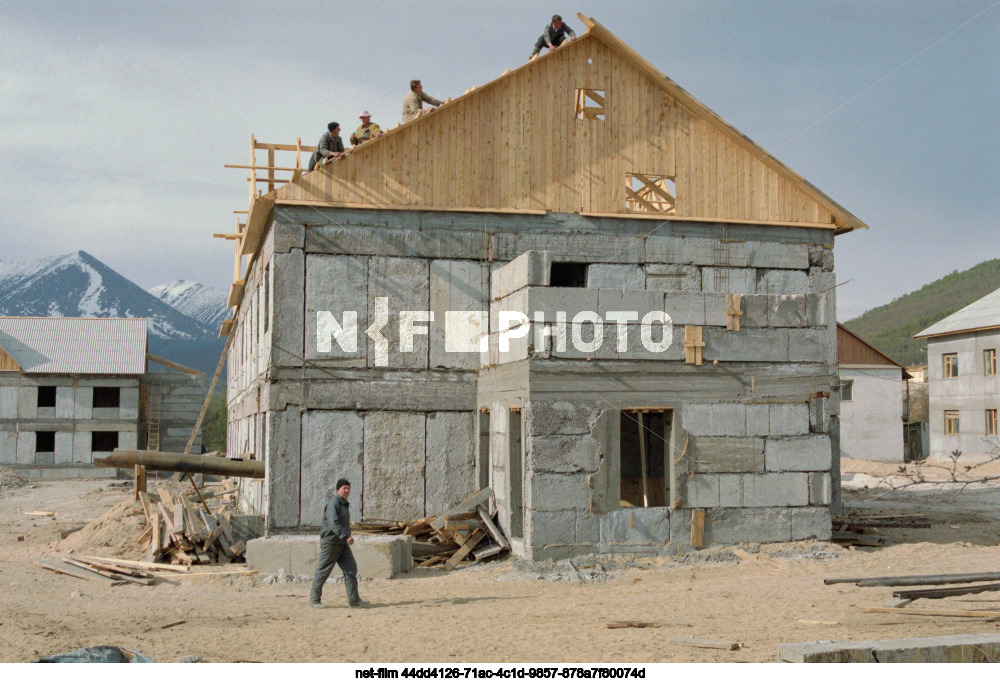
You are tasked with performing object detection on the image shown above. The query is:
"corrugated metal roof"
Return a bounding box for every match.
[0,317,147,375]
[914,287,1000,339]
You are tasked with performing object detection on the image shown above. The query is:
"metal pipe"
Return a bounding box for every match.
[95,449,263,478]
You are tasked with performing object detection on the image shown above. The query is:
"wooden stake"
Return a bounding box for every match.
[690,509,705,549]
[133,464,146,501]
[637,411,649,508]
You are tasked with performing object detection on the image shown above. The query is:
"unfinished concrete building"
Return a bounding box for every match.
[222,16,866,557]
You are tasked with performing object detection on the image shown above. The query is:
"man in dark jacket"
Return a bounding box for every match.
[309,478,364,608]
[307,122,345,171]
[529,15,576,60]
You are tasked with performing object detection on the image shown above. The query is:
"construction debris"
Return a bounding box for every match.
[351,488,510,570]
[672,638,741,651]
[137,483,248,566]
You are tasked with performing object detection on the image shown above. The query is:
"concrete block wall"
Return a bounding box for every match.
[144,371,206,453]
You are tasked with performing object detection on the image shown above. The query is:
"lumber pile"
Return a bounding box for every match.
[352,488,510,570]
[137,481,245,566]
[35,554,256,586]
[828,569,1000,619]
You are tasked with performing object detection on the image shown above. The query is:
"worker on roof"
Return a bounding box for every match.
[401,80,449,123]
[349,110,383,146]
[307,121,345,171]
[529,14,576,60]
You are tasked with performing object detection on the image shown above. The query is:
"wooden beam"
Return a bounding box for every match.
[225,164,300,172]
[637,411,649,508]
[690,509,705,548]
[726,294,743,332]
[684,326,704,366]
[147,353,205,377]
[227,280,245,307]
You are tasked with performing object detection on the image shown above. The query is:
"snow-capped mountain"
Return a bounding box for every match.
[148,280,229,330]
[0,251,215,341]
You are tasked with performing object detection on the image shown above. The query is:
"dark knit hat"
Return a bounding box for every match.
[335,478,351,491]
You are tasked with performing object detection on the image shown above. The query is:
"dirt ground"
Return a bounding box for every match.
[1,459,1000,663]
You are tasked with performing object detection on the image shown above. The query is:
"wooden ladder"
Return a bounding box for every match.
[146,381,162,451]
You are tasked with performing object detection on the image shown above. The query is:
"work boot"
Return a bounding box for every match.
[309,602,329,609]
[348,600,371,608]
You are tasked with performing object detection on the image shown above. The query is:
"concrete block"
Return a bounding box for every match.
[55,387,74,419]
[682,404,747,437]
[491,230,643,263]
[430,260,489,370]
[16,432,33,464]
[599,507,670,545]
[368,257,430,369]
[246,534,411,580]
[757,269,809,295]
[687,436,764,473]
[525,401,595,436]
[0,386,16,419]
[645,236,747,267]
[34,452,55,465]
[703,293,728,326]
[778,633,1000,663]
[266,407,302,529]
[769,403,811,436]
[425,412,476,516]
[0,429,15,464]
[790,506,831,539]
[663,292,706,325]
[745,404,770,437]
[363,412,426,519]
[597,289,663,318]
[305,224,488,260]
[270,221,305,253]
[746,241,809,270]
[575,510,600,544]
[120,388,139,420]
[272,249,305,367]
[301,411,364,527]
[741,294,769,327]
[92,407,119,421]
[717,473,744,506]
[72,431,90,464]
[645,264,701,292]
[526,472,591,511]
[703,328,789,362]
[528,287,599,320]
[17,387,36,420]
[119,431,137,450]
[687,474,720,507]
[526,509,576,545]
[765,435,832,471]
[806,293,832,327]
[788,328,828,362]
[702,267,756,294]
[809,396,830,433]
[54,431,73,464]
[768,295,808,327]
[743,473,809,507]
[526,434,600,473]
[808,268,836,295]
[702,507,793,544]
[305,254,368,364]
[808,472,832,505]
[491,251,552,300]
[588,264,644,291]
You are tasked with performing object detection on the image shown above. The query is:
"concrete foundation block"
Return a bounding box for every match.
[575,510,600,544]
[301,411,364,527]
[787,328,828,362]
[588,264,644,291]
[246,534,412,580]
[741,295,769,327]
[526,509,576,545]
[768,295,808,327]
[790,506,831,540]
[809,396,831,433]
[702,267,756,294]
[703,328,789,362]
[687,436,765,473]
[528,287,599,321]
[599,508,670,545]
[769,403,810,436]
[526,472,591,511]
[490,251,551,300]
[425,412,476,516]
[682,404,747,437]
[687,474,721,507]
[662,292,706,325]
[747,242,809,270]
[645,264,700,292]
[778,633,1000,663]
[525,400,595,436]
[596,289,663,318]
[745,405,770,437]
[363,412,426,519]
[808,472,832,505]
[703,293,728,326]
[703,507,793,544]
[743,472,809,507]
[765,435,832,471]
[526,434,600,473]
[757,269,809,295]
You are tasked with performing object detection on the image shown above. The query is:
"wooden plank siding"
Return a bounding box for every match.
[278,27,863,232]
[837,324,904,368]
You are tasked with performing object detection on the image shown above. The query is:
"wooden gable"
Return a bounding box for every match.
[276,15,865,233]
[0,342,21,372]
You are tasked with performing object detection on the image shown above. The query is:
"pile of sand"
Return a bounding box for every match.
[56,498,145,559]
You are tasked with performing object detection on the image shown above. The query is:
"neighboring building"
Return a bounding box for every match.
[222,17,867,557]
[906,365,928,383]
[837,324,908,462]
[915,287,1000,461]
[0,317,206,469]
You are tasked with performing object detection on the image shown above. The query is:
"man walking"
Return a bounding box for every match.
[310,479,365,608]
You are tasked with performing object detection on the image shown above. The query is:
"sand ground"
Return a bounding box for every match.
[1,459,999,663]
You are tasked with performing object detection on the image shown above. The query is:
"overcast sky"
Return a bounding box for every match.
[1,1,997,319]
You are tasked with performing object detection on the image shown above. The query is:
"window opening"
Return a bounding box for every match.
[37,386,56,408]
[574,88,605,120]
[840,379,854,402]
[985,349,996,376]
[92,431,119,452]
[93,386,121,408]
[619,410,669,507]
[987,409,998,437]
[550,262,588,288]
[943,353,959,379]
[35,431,55,453]
[945,410,960,435]
[625,173,676,214]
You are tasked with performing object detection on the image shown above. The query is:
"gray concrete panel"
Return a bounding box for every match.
[525,400,596,436]
[425,412,476,516]
[645,264,701,292]
[743,472,809,506]
[687,436,764,473]
[0,429,15,464]
[703,328,789,362]
[368,257,430,369]
[17,387,36,420]
[120,388,139,421]
[757,269,809,295]
[526,433,600,473]
[746,242,809,270]
[491,251,551,300]
[266,407,302,529]
[525,471,592,511]
[363,412,426,519]
[305,254,368,364]
[300,411,364,527]
[587,264,644,290]
[272,249,305,367]
[765,435,832,471]
[306,224,489,260]
[55,387,74,419]
[54,431,73,464]
[769,402,811,436]
[430,260,489,370]
[662,292,706,325]
[702,267,756,294]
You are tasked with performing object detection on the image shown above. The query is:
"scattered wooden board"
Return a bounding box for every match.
[35,558,124,586]
[863,607,1000,619]
[672,637,740,651]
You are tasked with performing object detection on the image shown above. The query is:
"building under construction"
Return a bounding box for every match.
[222,15,865,559]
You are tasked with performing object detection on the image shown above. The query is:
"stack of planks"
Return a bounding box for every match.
[827,570,1000,620]
[353,488,510,571]
[35,554,256,586]
[137,481,246,565]
[830,512,930,547]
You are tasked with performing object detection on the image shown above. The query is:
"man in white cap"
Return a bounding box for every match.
[349,110,383,146]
